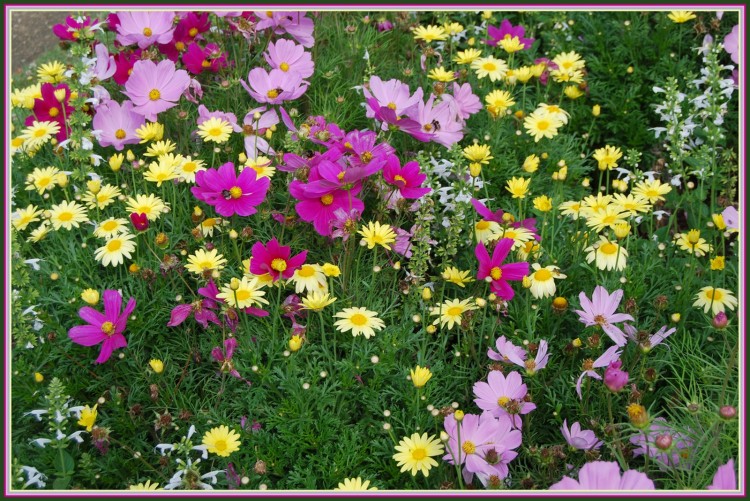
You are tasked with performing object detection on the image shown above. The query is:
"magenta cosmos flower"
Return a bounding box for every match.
[707,459,736,490]
[241,67,308,105]
[212,337,251,386]
[264,38,314,79]
[475,239,529,300]
[575,344,621,399]
[53,15,99,41]
[167,281,222,329]
[123,59,190,121]
[473,370,535,428]
[92,100,145,151]
[561,419,602,450]
[115,11,176,49]
[191,162,270,217]
[550,461,654,490]
[112,48,143,85]
[574,285,634,346]
[382,155,431,200]
[68,289,136,364]
[603,360,628,392]
[289,179,365,237]
[486,19,535,49]
[182,43,228,75]
[25,83,73,140]
[250,238,307,281]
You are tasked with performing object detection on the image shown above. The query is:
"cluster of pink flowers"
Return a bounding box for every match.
[364,76,480,148]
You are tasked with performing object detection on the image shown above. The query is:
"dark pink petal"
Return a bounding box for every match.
[167,304,193,327]
[78,306,106,327]
[69,325,106,346]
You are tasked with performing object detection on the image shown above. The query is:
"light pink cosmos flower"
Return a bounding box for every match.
[561,419,602,450]
[115,11,175,49]
[92,100,145,151]
[330,208,361,241]
[550,461,655,490]
[241,107,279,159]
[363,76,424,121]
[575,345,622,399]
[624,323,675,353]
[406,94,464,147]
[505,340,549,376]
[255,11,315,47]
[707,459,736,490]
[123,59,190,121]
[574,286,634,346]
[443,82,482,122]
[723,25,739,64]
[191,162,270,217]
[68,289,136,364]
[241,67,309,105]
[630,418,694,471]
[488,335,526,363]
[473,370,536,428]
[721,206,739,230]
[264,38,314,79]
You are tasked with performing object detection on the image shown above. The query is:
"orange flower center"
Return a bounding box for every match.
[279,62,290,72]
[143,27,152,37]
[411,448,427,460]
[462,441,476,455]
[350,313,368,326]
[189,27,199,37]
[320,194,334,206]
[115,129,126,139]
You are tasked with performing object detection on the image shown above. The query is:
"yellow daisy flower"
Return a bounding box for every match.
[442,266,474,287]
[668,10,696,23]
[631,179,672,204]
[20,121,60,151]
[474,219,502,244]
[674,230,712,257]
[471,56,508,81]
[523,110,563,142]
[527,264,566,298]
[291,264,328,294]
[611,193,652,216]
[12,204,43,231]
[25,166,61,194]
[129,480,161,490]
[505,176,531,199]
[301,291,337,312]
[463,144,493,165]
[82,183,122,210]
[94,233,137,267]
[333,307,385,339]
[392,433,444,477]
[485,89,516,118]
[77,404,97,431]
[410,366,433,388]
[245,155,276,179]
[358,221,396,251]
[429,298,477,330]
[593,145,623,171]
[37,61,67,83]
[585,236,628,271]
[522,154,540,173]
[125,194,169,221]
[177,156,206,183]
[27,222,52,243]
[48,200,89,231]
[412,25,448,42]
[428,66,456,82]
[135,122,165,143]
[185,248,228,276]
[93,218,130,239]
[217,276,268,309]
[144,154,183,187]
[197,117,233,144]
[202,425,241,457]
[693,286,737,315]
[334,477,378,491]
[453,48,482,65]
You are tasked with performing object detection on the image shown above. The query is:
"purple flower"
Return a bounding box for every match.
[473,370,535,428]
[392,227,413,258]
[574,286,634,346]
[53,15,99,41]
[575,345,622,399]
[241,107,279,159]
[721,206,739,230]
[255,11,314,47]
[443,82,482,122]
[330,208,361,241]
[723,25,739,64]
[211,338,251,386]
[123,59,190,121]
[505,340,549,376]
[382,155,431,200]
[363,76,423,123]
[167,281,221,329]
[707,459,736,490]
[406,94,464,147]
[561,419,602,450]
[92,100,144,151]
[603,360,629,392]
[241,67,309,104]
[630,418,694,471]
[550,461,654,490]
[115,11,175,49]
[264,38,314,79]
[471,198,506,223]
[487,19,535,49]
[182,43,228,75]
[68,289,136,364]
[377,20,393,32]
[624,323,675,352]
[488,335,526,363]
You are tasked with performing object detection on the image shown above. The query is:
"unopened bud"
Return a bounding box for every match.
[712,312,728,329]
[453,410,464,422]
[422,287,432,300]
[719,405,737,420]
[655,434,672,450]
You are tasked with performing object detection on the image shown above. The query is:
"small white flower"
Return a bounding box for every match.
[68,431,86,443]
[30,438,51,448]
[26,409,47,421]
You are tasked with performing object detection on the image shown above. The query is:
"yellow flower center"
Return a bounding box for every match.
[34,129,48,138]
[497,396,510,407]
[115,129,126,139]
[490,267,503,280]
[476,220,490,231]
[582,359,594,371]
[536,119,550,131]
[280,62,290,72]
[350,313,368,326]
[48,107,60,117]
[271,258,288,272]
[189,27,199,37]
[149,89,161,101]
[462,441,476,455]
[423,123,433,132]
[266,11,273,17]
[208,126,223,137]
[393,174,407,185]
[297,265,316,278]
[229,186,243,199]
[101,221,118,232]
[175,41,185,51]
[183,162,197,172]
[483,62,497,71]
[593,314,607,325]
[706,289,722,301]
[236,290,251,301]
[143,27,152,37]
[267,89,279,99]
[213,439,227,452]
[101,321,115,335]
[107,239,122,252]
[411,448,427,460]
[321,194,334,206]
[534,269,552,281]
[387,102,397,110]
[360,151,373,163]
[202,60,212,68]
[58,211,73,222]
[447,306,463,316]
[599,242,618,255]
[504,230,517,239]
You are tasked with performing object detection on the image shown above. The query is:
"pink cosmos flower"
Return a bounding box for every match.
[624,323,675,353]
[382,155,431,199]
[68,289,136,364]
[473,370,535,428]
[707,459,736,490]
[112,48,143,85]
[407,94,464,147]
[443,411,521,485]
[377,20,393,32]
[241,67,309,105]
[363,76,423,121]
[488,335,527,363]
[212,338,251,386]
[182,43,228,74]
[123,59,190,121]
[264,38,314,79]
[630,418,694,471]
[443,82,482,122]
[724,25,739,65]
[471,198,506,223]
[250,238,307,281]
[392,227,414,258]
[242,107,279,159]
[550,461,655,490]
[505,340,549,376]
[289,180,365,236]
[115,11,176,49]
[603,360,629,392]
[336,130,394,169]
[330,208,361,241]
[25,83,73,140]
[92,100,145,151]
[575,345,622,399]
[475,239,529,300]
[486,19,535,49]
[574,286,634,346]
[255,11,315,47]
[191,162,270,217]
[721,206,739,230]
[561,420,602,450]
[197,105,242,132]
[53,15,99,41]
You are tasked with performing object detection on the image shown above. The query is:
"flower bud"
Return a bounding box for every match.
[613,223,631,239]
[54,88,67,103]
[426,325,437,334]
[522,276,532,288]
[453,410,464,422]
[129,263,140,274]
[34,372,44,383]
[130,212,149,232]
[289,335,303,352]
[719,405,737,420]
[55,173,69,188]
[229,229,239,240]
[422,287,432,300]
[712,213,727,230]
[149,359,164,374]
[229,277,241,291]
[603,360,629,392]
[154,232,169,249]
[670,313,681,323]
[238,152,247,164]
[592,104,601,117]
[87,179,101,194]
[254,460,267,475]
[654,434,672,450]
[627,403,649,429]
[712,312,728,329]
[552,296,568,314]
[440,431,449,442]
[469,163,482,177]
